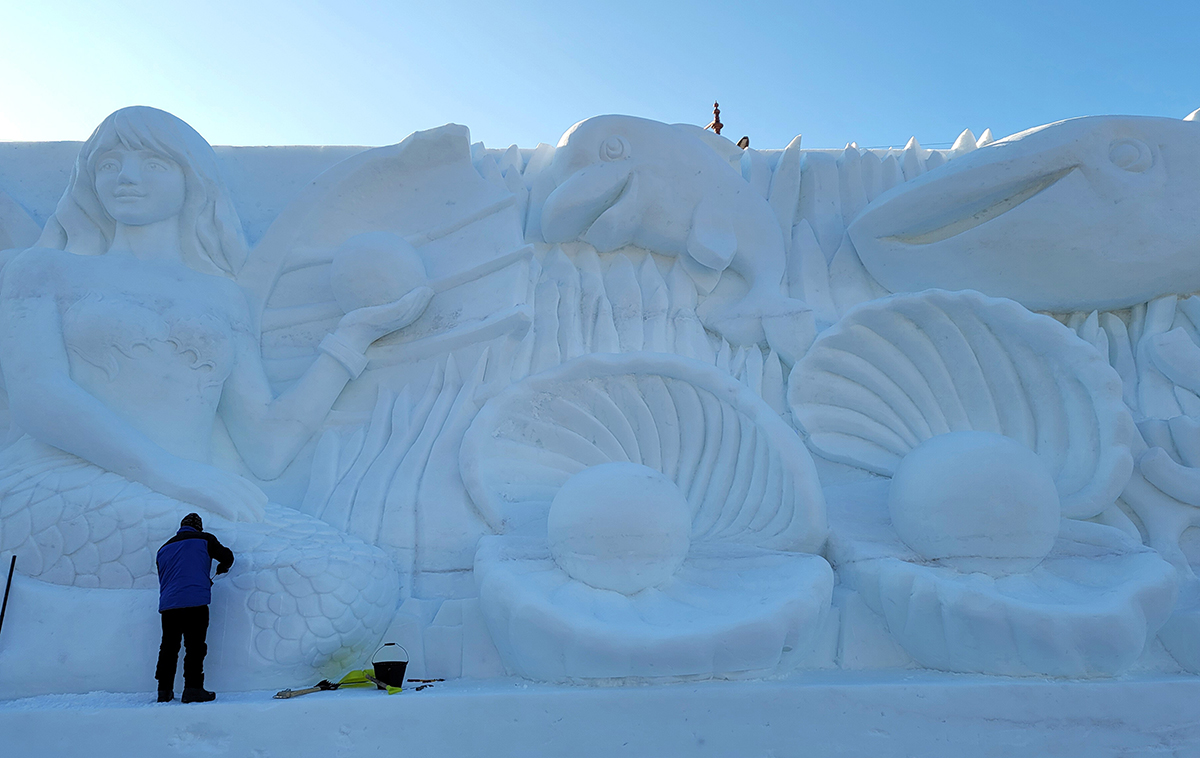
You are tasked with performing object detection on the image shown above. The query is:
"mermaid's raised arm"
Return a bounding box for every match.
[219,281,432,481]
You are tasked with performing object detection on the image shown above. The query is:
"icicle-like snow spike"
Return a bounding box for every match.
[301,429,342,518]
[838,145,868,227]
[499,144,523,176]
[474,151,506,189]
[743,345,765,396]
[762,350,787,416]
[740,147,772,199]
[593,287,622,354]
[1137,295,1183,419]
[341,360,444,554]
[879,153,902,193]
[768,135,803,252]
[1099,312,1138,412]
[543,247,584,360]
[829,232,888,317]
[1077,311,1110,365]
[666,260,712,362]
[730,346,749,383]
[1076,311,1099,342]
[532,276,563,374]
[860,149,883,203]
[523,143,555,185]
[510,257,540,379]
[380,355,461,585]
[798,151,844,262]
[576,248,605,352]
[789,219,837,328]
[330,428,364,490]
[950,128,978,157]
[715,340,732,373]
[510,318,536,382]
[343,387,403,542]
[640,256,669,352]
[900,137,925,181]
[605,254,643,352]
[976,128,995,147]
[502,165,529,232]
[414,347,494,561]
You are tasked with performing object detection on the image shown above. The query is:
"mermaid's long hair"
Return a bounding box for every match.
[36,106,248,278]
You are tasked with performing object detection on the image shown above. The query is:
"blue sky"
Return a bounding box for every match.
[1,0,1196,150]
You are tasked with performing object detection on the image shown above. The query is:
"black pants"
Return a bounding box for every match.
[155,605,209,690]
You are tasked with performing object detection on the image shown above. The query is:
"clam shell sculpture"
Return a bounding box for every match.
[789,290,1175,676]
[788,289,1137,519]
[461,353,833,681]
[465,352,827,551]
[824,479,1177,677]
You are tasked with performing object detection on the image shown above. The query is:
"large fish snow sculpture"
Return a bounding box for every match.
[848,114,1200,312]
[540,115,813,361]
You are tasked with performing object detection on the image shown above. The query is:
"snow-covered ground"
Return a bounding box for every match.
[4,672,1199,757]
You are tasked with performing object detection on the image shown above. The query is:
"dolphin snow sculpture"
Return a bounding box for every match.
[848,115,1200,312]
[540,115,812,360]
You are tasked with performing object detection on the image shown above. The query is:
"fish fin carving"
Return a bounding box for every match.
[679,253,723,295]
[542,161,631,244]
[584,172,641,253]
[686,196,737,271]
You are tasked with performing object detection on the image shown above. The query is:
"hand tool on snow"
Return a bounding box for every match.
[0,556,15,645]
[273,668,403,699]
[274,669,375,699]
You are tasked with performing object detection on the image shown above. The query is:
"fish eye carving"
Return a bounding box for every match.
[599,136,630,162]
[1109,138,1153,172]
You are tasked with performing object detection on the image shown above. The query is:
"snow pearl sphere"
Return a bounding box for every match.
[548,462,692,595]
[329,231,427,313]
[888,431,1060,576]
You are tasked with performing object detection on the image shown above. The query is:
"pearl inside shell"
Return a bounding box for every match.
[888,431,1061,576]
[548,462,692,595]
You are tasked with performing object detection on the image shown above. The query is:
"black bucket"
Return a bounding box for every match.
[372,643,409,688]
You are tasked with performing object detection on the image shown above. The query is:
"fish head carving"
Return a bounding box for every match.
[540,115,771,261]
[848,115,1200,311]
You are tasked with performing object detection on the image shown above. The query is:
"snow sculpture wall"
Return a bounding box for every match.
[0,107,1198,697]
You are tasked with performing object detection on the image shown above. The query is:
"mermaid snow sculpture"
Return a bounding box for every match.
[0,107,432,688]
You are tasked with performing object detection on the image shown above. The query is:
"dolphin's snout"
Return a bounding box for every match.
[541,161,633,244]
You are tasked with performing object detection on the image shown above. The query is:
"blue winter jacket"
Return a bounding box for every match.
[156,527,235,612]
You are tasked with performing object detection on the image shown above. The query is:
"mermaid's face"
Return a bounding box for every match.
[94,148,186,227]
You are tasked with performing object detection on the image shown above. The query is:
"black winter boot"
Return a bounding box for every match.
[182,687,216,703]
[157,689,174,703]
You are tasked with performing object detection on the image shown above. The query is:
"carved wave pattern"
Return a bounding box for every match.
[789,289,1137,519]
[462,353,827,553]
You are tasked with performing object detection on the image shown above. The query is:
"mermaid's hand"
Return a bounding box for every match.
[334,285,434,352]
[147,458,268,523]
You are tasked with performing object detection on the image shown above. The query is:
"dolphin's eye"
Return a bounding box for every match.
[1109,139,1153,172]
[599,136,630,162]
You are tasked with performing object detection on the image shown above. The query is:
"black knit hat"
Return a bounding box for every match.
[181,513,203,531]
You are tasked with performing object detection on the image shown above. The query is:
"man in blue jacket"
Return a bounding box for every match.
[155,513,235,703]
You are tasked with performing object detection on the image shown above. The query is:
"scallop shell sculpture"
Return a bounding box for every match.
[461,353,833,681]
[464,352,827,552]
[788,289,1137,519]
[825,479,1177,676]
[790,290,1177,676]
